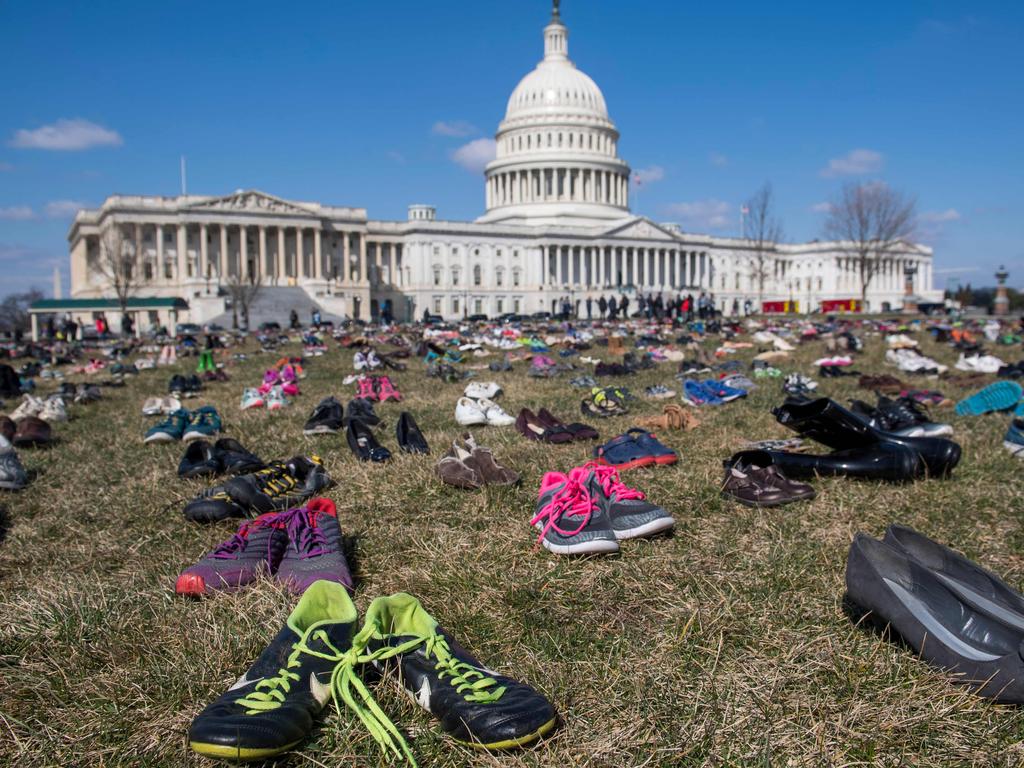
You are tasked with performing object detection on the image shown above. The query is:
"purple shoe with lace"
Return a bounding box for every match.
[175,513,287,596]
[275,498,353,594]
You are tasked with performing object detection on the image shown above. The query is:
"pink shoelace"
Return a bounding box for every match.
[356,376,377,401]
[530,467,596,545]
[585,462,645,502]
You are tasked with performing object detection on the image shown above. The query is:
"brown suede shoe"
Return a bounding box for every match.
[435,445,484,490]
[13,416,52,447]
[461,434,519,486]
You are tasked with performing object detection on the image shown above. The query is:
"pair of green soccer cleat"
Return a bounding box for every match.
[188,581,557,764]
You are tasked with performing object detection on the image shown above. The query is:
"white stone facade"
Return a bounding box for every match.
[66,3,939,329]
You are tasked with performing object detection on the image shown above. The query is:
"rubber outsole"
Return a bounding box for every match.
[955,381,1023,416]
[189,738,303,761]
[593,453,677,470]
[614,515,676,540]
[303,426,339,435]
[175,573,208,597]
[454,715,559,750]
[541,537,620,555]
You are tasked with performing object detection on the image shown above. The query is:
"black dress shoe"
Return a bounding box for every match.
[178,440,220,479]
[346,419,391,462]
[213,438,265,475]
[773,397,961,478]
[752,443,920,482]
[846,532,1024,703]
[343,398,381,428]
[396,411,429,454]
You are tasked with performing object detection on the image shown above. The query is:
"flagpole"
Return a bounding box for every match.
[180,155,187,196]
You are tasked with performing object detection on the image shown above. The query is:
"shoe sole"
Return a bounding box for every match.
[175,573,209,597]
[592,456,657,471]
[955,381,1023,416]
[0,480,27,490]
[614,515,676,540]
[454,715,559,750]
[541,537,620,555]
[724,491,815,508]
[303,426,339,435]
[144,433,179,444]
[1004,441,1024,459]
[183,431,216,442]
[189,739,303,761]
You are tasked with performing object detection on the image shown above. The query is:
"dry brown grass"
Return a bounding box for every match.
[1,327,1024,767]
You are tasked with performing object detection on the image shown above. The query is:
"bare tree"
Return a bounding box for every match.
[823,182,917,307]
[0,288,44,336]
[95,225,142,318]
[225,271,263,331]
[744,182,783,308]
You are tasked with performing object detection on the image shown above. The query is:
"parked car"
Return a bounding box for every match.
[258,321,282,332]
[176,323,202,336]
[466,314,489,322]
[531,311,552,320]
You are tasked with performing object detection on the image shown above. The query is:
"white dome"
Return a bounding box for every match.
[505,61,609,122]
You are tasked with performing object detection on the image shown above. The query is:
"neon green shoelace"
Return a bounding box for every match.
[423,634,506,704]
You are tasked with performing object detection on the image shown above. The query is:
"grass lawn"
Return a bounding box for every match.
[2,328,1023,767]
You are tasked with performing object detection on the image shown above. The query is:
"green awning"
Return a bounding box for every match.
[30,297,189,312]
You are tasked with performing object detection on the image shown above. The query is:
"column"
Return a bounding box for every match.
[294,228,304,277]
[239,226,248,281]
[314,229,322,280]
[134,224,143,280]
[156,224,164,281]
[219,225,228,278]
[596,245,604,287]
[341,231,350,284]
[258,226,267,280]
[176,224,187,282]
[277,228,286,281]
[200,224,208,279]
[358,234,367,283]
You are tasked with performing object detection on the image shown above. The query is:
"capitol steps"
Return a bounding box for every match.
[208,286,343,328]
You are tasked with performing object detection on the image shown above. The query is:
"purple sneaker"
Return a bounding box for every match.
[175,513,287,596]
[275,498,353,594]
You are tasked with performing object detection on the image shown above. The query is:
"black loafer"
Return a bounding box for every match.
[344,398,381,428]
[178,440,220,479]
[213,438,265,475]
[346,419,391,462]
[396,411,429,454]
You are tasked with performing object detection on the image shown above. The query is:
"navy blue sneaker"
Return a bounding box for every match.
[592,428,677,470]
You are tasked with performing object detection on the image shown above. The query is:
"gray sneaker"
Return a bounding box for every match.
[584,462,674,540]
[0,437,28,490]
[532,467,619,555]
[275,499,353,593]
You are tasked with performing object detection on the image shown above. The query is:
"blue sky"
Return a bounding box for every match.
[2,0,1022,295]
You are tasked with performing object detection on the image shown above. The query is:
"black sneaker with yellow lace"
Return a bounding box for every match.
[184,455,330,523]
[189,580,356,760]
[359,593,558,751]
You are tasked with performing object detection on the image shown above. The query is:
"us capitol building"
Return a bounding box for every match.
[66,2,938,329]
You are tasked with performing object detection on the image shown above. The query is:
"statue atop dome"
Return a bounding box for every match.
[552,0,561,18]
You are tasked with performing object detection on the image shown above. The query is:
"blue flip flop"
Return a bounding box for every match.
[955,381,1023,416]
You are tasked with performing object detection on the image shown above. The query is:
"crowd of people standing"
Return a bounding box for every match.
[558,292,719,322]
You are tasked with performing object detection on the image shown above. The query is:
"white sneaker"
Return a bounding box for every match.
[240,388,265,410]
[266,386,288,411]
[10,395,44,421]
[353,351,367,371]
[163,396,183,414]
[142,396,163,416]
[366,350,382,369]
[455,397,488,426]
[476,398,515,426]
[39,397,68,423]
[464,381,502,400]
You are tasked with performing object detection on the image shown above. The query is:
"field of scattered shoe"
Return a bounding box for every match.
[2,327,1024,766]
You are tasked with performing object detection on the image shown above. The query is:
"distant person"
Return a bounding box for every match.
[620,295,630,318]
[598,295,608,318]
[586,297,593,320]
[608,296,618,320]
[289,309,299,329]
[122,314,134,337]
[311,308,322,327]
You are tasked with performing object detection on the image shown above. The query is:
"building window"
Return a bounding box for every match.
[496,298,504,314]
[452,297,460,315]
[433,246,440,256]
[513,298,521,313]
[451,268,460,286]
[495,268,504,287]
[473,265,482,286]
[432,267,441,286]
[512,268,521,287]
[474,298,483,314]
[433,297,442,313]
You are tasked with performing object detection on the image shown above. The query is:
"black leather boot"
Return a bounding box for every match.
[772,397,961,477]
[728,445,921,482]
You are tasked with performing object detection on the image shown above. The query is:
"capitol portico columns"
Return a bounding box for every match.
[277,228,286,283]
[314,229,322,280]
[258,227,267,281]
[239,226,248,281]
[219,226,228,279]
[177,225,187,282]
[200,224,208,280]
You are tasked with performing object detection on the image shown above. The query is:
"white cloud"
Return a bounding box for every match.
[934,267,979,275]
[811,201,833,214]
[918,208,961,223]
[9,118,123,151]
[450,138,496,173]
[709,152,728,167]
[386,150,406,164]
[433,120,478,138]
[44,200,86,218]
[632,165,665,185]
[0,206,35,220]
[820,148,884,178]
[663,199,731,231]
